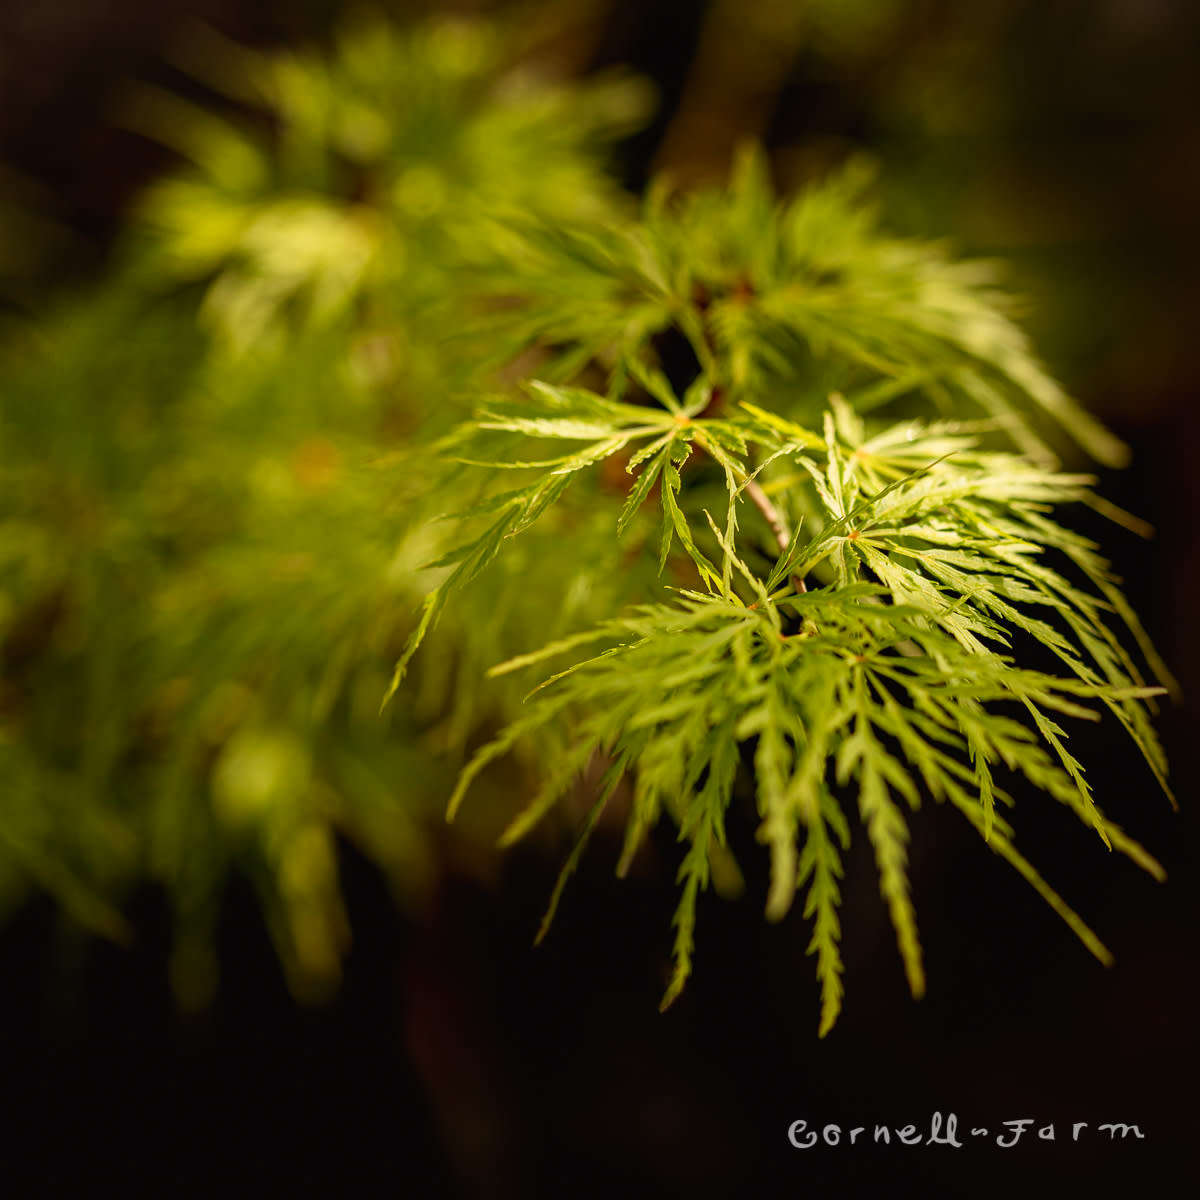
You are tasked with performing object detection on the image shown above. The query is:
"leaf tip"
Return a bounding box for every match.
[659,973,686,1012]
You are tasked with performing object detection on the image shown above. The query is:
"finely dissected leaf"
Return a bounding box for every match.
[842,674,925,998]
[661,721,739,1010]
[755,670,799,922]
[797,786,850,1037]
[535,756,629,946]
[617,438,671,535]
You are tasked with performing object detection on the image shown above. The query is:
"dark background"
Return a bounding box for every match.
[1,0,1197,1193]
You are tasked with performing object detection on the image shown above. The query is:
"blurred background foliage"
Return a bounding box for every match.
[0,5,662,1009]
[1,0,1198,1194]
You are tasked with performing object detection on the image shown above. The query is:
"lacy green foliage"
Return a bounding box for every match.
[403,152,1173,1034]
[468,146,1129,465]
[0,11,1173,1029]
[462,585,1160,1031]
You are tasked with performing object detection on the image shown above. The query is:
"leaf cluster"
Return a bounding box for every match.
[425,374,1171,1029]
[124,13,650,355]
[465,145,1128,466]
[399,153,1175,1031]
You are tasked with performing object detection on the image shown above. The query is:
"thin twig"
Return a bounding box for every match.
[744,477,789,552]
[744,477,806,592]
